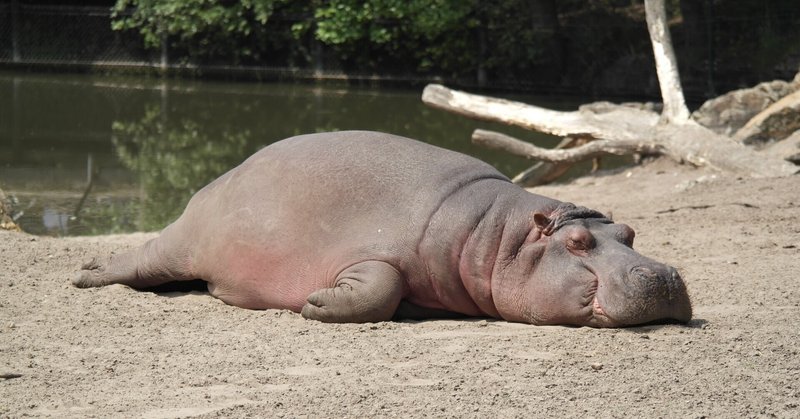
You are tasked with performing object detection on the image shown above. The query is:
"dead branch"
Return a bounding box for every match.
[472,129,664,163]
[511,137,581,186]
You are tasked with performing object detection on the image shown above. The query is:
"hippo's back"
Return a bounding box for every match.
[185,131,509,310]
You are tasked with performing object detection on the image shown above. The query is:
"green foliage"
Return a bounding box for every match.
[313,0,473,45]
[112,0,288,59]
[110,0,548,78]
[311,0,476,74]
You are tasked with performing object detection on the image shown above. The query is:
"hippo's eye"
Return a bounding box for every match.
[567,230,595,252]
[567,239,583,250]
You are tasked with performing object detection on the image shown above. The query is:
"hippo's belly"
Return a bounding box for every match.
[199,212,417,311]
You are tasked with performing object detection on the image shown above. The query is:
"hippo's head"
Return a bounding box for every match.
[495,203,692,327]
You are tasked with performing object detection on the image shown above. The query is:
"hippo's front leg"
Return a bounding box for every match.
[301,261,404,323]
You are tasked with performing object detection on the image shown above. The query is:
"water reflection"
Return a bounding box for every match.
[0,72,580,236]
[42,208,71,234]
[112,105,250,229]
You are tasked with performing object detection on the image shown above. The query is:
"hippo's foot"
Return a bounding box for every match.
[301,261,404,323]
[72,257,108,288]
[72,235,193,289]
[72,257,136,288]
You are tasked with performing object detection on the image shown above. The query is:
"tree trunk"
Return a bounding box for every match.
[645,0,690,124]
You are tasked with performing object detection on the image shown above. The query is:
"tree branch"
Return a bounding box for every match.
[511,137,581,186]
[472,129,664,163]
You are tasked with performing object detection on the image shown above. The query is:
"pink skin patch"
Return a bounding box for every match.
[592,296,607,317]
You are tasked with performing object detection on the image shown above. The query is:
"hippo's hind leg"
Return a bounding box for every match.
[72,223,194,289]
[301,261,404,323]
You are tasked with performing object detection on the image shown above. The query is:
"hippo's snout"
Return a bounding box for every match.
[624,265,692,324]
[664,268,693,323]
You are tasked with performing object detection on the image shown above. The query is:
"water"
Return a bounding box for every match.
[0,71,590,236]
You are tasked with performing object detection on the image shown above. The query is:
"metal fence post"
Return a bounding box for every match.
[11,0,20,62]
[705,0,716,97]
[11,76,20,148]
[160,32,168,71]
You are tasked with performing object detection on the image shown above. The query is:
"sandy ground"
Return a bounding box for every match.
[1,158,799,418]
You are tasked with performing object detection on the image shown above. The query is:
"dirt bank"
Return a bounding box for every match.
[1,158,798,417]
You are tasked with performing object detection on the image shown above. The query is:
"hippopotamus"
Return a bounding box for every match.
[73,131,691,327]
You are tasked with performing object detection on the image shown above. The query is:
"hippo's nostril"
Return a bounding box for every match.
[628,265,675,300]
[629,266,659,282]
[664,267,688,300]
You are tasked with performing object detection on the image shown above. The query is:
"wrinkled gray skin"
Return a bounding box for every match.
[74,131,692,327]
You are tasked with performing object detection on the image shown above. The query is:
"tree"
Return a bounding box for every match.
[304,0,474,74]
[422,0,798,184]
[110,0,562,81]
[111,0,292,60]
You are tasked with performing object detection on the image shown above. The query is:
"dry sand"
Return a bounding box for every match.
[1,158,799,418]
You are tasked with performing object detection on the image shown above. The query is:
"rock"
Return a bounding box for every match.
[692,78,799,136]
[733,90,800,145]
[0,188,22,232]
[762,130,800,164]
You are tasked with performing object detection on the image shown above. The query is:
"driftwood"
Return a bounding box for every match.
[421,0,799,184]
[510,136,593,186]
[472,129,663,163]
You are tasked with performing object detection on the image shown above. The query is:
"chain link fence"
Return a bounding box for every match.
[0,3,156,65]
[1,2,799,97]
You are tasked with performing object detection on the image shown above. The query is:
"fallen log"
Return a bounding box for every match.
[472,129,663,163]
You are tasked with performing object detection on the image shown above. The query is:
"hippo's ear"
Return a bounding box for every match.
[533,213,553,236]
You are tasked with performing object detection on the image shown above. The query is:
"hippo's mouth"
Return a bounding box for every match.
[590,289,617,327]
[583,267,619,327]
[592,294,611,320]
[592,296,606,317]
[586,270,615,326]
[592,293,617,327]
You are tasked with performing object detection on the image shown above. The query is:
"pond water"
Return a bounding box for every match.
[0,71,595,236]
